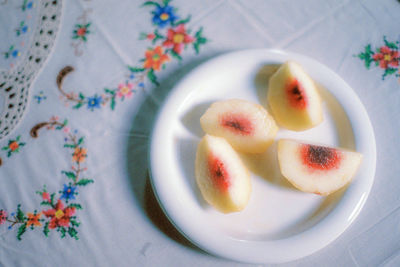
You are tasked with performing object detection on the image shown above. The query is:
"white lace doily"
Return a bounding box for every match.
[0,0,63,139]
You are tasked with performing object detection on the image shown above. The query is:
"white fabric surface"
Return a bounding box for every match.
[0,0,400,266]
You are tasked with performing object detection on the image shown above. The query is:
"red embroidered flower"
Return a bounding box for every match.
[163,24,194,54]
[0,210,7,225]
[143,46,170,71]
[42,192,50,202]
[77,27,87,37]
[147,33,155,40]
[43,200,76,229]
[26,212,42,227]
[372,46,400,69]
[9,141,19,152]
[72,147,87,163]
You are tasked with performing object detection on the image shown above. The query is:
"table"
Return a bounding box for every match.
[0,0,399,266]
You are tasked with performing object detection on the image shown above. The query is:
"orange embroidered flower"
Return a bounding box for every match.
[26,212,42,227]
[9,141,19,151]
[143,46,170,71]
[72,147,87,163]
[163,24,194,54]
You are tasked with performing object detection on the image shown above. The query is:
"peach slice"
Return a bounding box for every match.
[268,61,323,131]
[200,99,278,153]
[278,139,363,196]
[195,134,251,213]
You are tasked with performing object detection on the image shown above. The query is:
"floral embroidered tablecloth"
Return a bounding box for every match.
[0,0,399,266]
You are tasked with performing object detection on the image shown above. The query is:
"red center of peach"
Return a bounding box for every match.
[208,153,230,192]
[220,113,254,136]
[286,79,307,109]
[300,144,341,171]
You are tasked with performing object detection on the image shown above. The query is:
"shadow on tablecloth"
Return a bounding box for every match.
[126,51,226,253]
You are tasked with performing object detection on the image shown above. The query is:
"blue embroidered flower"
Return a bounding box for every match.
[60,184,77,201]
[152,5,177,28]
[34,91,47,104]
[86,95,102,111]
[11,50,20,58]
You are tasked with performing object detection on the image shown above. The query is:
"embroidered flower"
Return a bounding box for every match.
[163,24,194,54]
[34,91,47,104]
[73,23,91,42]
[86,95,102,110]
[144,46,170,71]
[117,83,134,99]
[2,136,25,157]
[60,184,77,201]
[43,200,76,229]
[26,212,42,227]
[72,147,87,163]
[0,210,7,225]
[42,192,51,202]
[152,5,177,28]
[372,46,400,69]
[9,141,19,152]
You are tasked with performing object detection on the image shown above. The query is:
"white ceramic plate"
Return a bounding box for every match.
[149,49,376,264]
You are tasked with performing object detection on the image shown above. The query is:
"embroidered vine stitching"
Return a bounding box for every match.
[356,36,400,81]
[58,0,207,111]
[0,117,93,240]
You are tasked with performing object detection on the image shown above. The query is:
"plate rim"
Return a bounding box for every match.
[148,49,376,264]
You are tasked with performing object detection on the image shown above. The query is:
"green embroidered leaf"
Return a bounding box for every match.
[128,66,145,73]
[60,227,66,238]
[77,137,84,146]
[82,36,87,42]
[7,151,12,157]
[63,119,68,126]
[70,219,80,227]
[170,50,182,61]
[110,96,116,110]
[40,201,52,206]
[85,23,91,28]
[76,179,94,186]
[2,146,8,151]
[142,1,160,7]
[17,224,27,241]
[16,135,21,141]
[383,68,398,79]
[139,32,148,40]
[356,44,374,69]
[173,15,191,26]
[147,69,159,86]
[104,88,116,95]
[384,36,398,50]
[63,144,76,148]
[19,143,25,147]
[68,203,83,210]
[72,35,79,40]
[43,222,50,237]
[62,171,76,179]
[193,27,207,54]
[73,102,83,109]
[16,205,25,221]
[79,93,85,100]
[68,227,79,240]
[50,193,55,205]
[162,0,172,5]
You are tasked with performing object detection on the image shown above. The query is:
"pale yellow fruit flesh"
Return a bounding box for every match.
[195,134,251,213]
[277,139,362,196]
[268,61,323,131]
[200,99,278,153]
